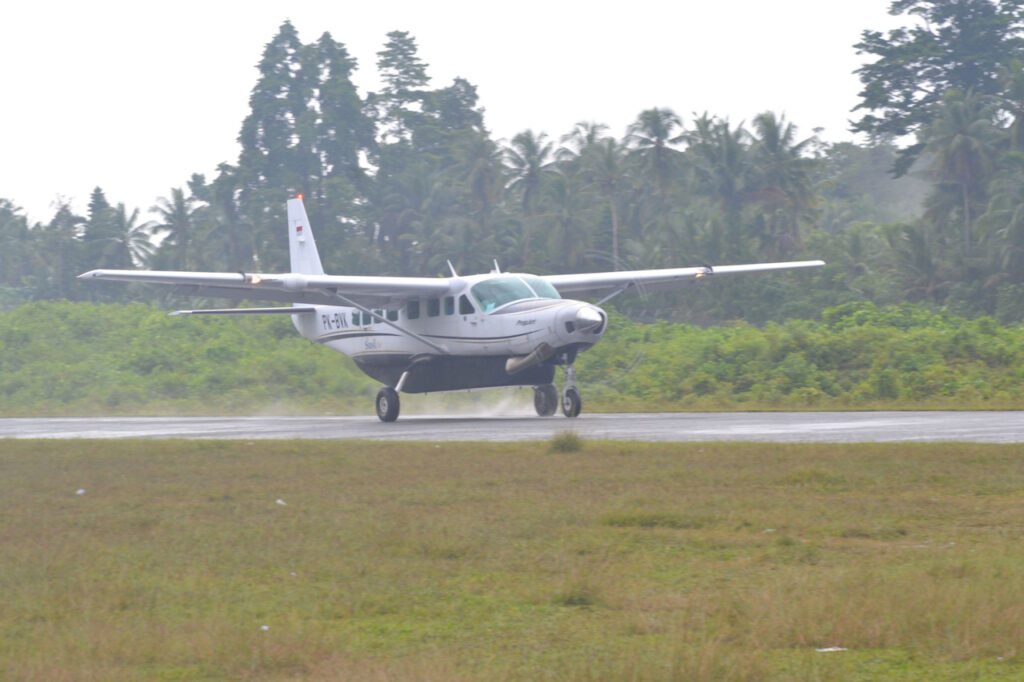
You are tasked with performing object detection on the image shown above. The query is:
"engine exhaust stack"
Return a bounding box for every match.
[505,342,555,375]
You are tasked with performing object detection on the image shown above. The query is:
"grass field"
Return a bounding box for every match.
[2,438,1022,681]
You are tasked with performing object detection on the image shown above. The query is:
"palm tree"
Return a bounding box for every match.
[685,115,751,260]
[582,138,627,268]
[544,173,594,271]
[882,222,950,302]
[979,151,1024,281]
[748,112,817,258]
[504,130,556,266]
[101,204,154,269]
[449,131,504,241]
[557,121,609,163]
[149,188,196,270]
[626,108,684,262]
[923,90,1003,258]
[626,108,683,198]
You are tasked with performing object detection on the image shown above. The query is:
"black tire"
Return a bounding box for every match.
[534,384,558,417]
[375,387,400,422]
[561,387,581,418]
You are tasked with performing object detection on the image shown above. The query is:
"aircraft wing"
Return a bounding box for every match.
[77,269,451,308]
[542,260,825,300]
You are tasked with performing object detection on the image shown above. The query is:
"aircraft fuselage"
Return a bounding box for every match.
[289,274,605,392]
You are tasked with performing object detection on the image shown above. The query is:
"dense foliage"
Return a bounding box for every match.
[3,2,1024,325]
[1,301,1019,415]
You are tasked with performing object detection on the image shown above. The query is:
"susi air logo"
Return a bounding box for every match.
[364,338,382,350]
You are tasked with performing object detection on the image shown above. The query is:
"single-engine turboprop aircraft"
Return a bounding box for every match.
[79,196,824,421]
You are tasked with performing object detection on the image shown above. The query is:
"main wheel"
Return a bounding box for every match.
[375,387,400,422]
[534,384,558,417]
[561,387,581,418]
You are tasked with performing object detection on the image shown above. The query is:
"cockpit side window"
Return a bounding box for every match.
[470,276,537,312]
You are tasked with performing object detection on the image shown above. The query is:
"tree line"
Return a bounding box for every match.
[2,1,1024,325]
[1,300,1019,415]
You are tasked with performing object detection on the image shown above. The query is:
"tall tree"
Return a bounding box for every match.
[0,199,33,302]
[149,188,197,270]
[686,114,751,260]
[582,137,627,268]
[99,204,153,270]
[979,150,1024,279]
[748,112,817,258]
[504,130,556,266]
[627,108,684,198]
[37,202,85,300]
[922,89,1002,257]
[852,0,1024,174]
[236,20,309,269]
[310,32,375,186]
[371,30,430,143]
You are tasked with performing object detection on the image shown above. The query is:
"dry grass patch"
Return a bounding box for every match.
[1,438,1022,680]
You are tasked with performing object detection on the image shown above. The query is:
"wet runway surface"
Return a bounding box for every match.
[1,412,1022,442]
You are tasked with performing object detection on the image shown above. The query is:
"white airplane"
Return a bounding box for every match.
[80,196,824,421]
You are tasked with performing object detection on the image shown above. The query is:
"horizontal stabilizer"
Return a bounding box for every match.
[169,307,317,316]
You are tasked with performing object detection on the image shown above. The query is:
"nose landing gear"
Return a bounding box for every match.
[561,365,582,418]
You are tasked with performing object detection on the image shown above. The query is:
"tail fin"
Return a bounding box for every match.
[287,196,325,275]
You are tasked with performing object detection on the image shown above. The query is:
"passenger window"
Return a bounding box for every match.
[408,300,420,320]
[427,298,440,317]
[444,296,455,315]
[362,311,371,326]
[350,311,359,326]
[372,309,383,325]
[459,294,474,315]
[387,309,398,322]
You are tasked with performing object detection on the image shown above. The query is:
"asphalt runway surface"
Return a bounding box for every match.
[1,412,1021,442]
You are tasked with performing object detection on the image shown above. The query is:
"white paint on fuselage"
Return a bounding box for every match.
[289,273,605,361]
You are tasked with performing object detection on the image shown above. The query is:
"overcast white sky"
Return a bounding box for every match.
[1,0,903,224]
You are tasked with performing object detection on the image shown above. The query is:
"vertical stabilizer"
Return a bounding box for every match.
[287,196,325,275]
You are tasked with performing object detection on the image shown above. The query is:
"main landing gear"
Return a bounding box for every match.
[533,384,558,416]
[533,362,582,418]
[376,386,400,422]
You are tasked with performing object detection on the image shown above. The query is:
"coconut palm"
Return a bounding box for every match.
[504,130,556,266]
[748,112,817,258]
[923,90,1003,257]
[101,204,154,269]
[626,108,683,197]
[582,138,627,268]
[150,188,197,270]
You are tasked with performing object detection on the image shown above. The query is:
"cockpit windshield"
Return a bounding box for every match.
[519,275,561,300]
[470,275,561,312]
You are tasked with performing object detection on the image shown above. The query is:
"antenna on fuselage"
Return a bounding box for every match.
[491,259,501,274]
[446,259,459,277]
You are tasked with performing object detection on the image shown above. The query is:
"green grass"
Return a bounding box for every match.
[2,439,1023,680]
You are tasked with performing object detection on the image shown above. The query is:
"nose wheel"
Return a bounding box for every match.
[375,386,400,422]
[561,365,582,418]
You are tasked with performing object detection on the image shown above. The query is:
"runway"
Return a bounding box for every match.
[1,412,1021,442]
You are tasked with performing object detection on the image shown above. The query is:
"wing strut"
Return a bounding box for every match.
[595,283,633,306]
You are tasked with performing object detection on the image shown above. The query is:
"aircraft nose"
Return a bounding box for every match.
[574,306,605,332]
